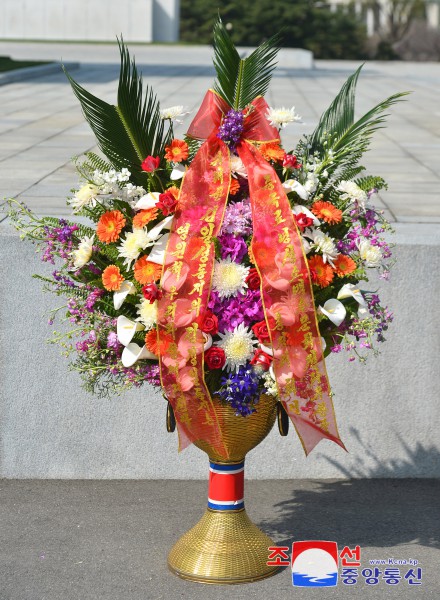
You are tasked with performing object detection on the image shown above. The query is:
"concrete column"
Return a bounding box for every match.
[153,0,180,42]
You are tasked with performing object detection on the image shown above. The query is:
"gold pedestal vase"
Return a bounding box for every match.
[166,395,288,584]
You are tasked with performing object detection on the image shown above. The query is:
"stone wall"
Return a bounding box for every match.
[1,223,439,479]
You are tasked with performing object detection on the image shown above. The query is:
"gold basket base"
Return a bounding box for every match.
[167,508,279,584]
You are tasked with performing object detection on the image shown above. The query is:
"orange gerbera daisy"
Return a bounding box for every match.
[134,256,162,285]
[333,254,357,277]
[229,177,240,196]
[259,142,285,163]
[311,201,343,225]
[166,185,180,200]
[164,139,189,162]
[96,210,126,244]
[145,328,172,356]
[102,265,125,291]
[308,255,334,288]
[132,207,158,229]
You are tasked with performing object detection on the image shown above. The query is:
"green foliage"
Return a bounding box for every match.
[299,66,408,186]
[64,40,170,187]
[212,18,280,109]
[181,0,368,60]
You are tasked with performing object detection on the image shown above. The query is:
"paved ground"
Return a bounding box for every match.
[0,41,439,223]
[1,479,439,599]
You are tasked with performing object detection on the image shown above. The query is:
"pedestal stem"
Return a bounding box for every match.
[167,458,279,584]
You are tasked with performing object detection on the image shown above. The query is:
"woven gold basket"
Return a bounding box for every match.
[167,394,279,584]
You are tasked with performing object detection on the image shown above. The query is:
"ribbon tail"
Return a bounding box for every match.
[237,141,345,455]
[158,136,231,459]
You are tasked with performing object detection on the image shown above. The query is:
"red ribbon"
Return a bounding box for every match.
[158,90,346,457]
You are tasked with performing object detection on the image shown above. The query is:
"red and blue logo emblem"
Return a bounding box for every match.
[291,541,339,587]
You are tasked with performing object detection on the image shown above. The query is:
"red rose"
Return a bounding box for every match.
[246,268,260,290]
[294,212,314,232]
[283,153,302,170]
[199,311,218,335]
[142,282,162,303]
[141,155,160,172]
[204,346,226,370]
[157,190,178,216]
[252,318,274,344]
[250,348,273,371]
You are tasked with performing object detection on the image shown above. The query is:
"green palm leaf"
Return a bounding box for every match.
[303,66,408,184]
[213,17,280,110]
[64,39,170,186]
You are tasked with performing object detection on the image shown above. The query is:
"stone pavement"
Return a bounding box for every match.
[0,41,438,223]
[1,479,439,599]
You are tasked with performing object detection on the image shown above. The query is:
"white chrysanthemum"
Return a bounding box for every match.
[218,324,257,372]
[212,258,249,298]
[337,180,368,208]
[311,230,339,266]
[117,228,150,267]
[230,155,247,178]
[69,184,100,212]
[71,235,94,269]
[136,298,158,330]
[266,106,301,128]
[357,238,382,267]
[159,105,189,122]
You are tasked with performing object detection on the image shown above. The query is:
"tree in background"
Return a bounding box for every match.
[180,0,368,60]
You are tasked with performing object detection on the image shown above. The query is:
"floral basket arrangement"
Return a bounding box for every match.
[6,20,405,584]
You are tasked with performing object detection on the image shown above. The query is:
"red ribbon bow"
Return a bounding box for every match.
[157,90,346,457]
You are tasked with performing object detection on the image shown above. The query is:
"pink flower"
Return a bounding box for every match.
[162,263,190,293]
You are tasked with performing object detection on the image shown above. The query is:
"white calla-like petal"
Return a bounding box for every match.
[203,333,213,351]
[337,283,367,306]
[269,364,276,381]
[170,164,186,180]
[147,233,170,265]
[148,216,174,240]
[117,315,145,347]
[260,343,274,357]
[292,204,320,226]
[282,179,309,200]
[113,281,136,310]
[318,299,347,327]
[320,337,327,352]
[135,192,160,210]
[121,343,157,367]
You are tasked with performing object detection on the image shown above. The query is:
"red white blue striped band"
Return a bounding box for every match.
[208,460,245,511]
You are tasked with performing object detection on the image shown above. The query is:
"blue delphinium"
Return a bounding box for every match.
[216,364,260,417]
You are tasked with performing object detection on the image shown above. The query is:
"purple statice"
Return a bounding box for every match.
[41,220,79,263]
[52,270,76,288]
[85,288,104,312]
[107,331,120,350]
[221,199,252,236]
[145,364,161,386]
[217,109,244,151]
[216,364,260,417]
[218,232,248,262]
[208,289,264,333]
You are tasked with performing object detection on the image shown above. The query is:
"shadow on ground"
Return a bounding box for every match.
[261,432,440,551]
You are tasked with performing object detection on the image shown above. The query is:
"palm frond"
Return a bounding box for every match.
[212,17,280,110]
[302,66,408,184]
[63,40,170,186]
[309,66,362,150]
